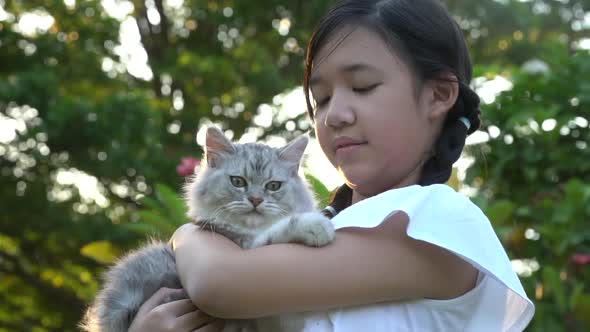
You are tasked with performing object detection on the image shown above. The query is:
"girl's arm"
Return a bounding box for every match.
[173,213,478,319]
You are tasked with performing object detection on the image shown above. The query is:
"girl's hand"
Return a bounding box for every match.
[128,287,224,332]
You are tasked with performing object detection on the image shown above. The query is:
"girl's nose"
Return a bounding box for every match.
[324,91,355,129]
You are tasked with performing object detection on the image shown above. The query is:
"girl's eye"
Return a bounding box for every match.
[353,83,380,94]
[265,181,282,191]
[315,96,331,109]
[315,84,379,111]
[230,176,247,188]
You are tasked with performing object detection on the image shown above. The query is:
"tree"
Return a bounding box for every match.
[1,0,589,330]
[466,49,590,331]
[0,1,330,330]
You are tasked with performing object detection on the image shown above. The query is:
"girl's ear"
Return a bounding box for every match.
[204,126,234,168]
[426,75,459,121]
[279,135,309,173]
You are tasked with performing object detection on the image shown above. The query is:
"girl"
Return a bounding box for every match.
[130,0,534,331]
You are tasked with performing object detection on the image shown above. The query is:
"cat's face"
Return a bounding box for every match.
[186,127,313,229]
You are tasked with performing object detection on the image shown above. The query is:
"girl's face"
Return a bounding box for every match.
[310,26,446,200]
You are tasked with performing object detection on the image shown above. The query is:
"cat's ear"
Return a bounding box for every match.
[279,135,308,170]
[204,126,234,168]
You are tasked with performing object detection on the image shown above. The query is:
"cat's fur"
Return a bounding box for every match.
[80,126,335,332]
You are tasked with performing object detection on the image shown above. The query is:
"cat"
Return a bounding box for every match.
[80,126,335,332]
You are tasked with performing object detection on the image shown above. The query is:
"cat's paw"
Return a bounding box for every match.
[289,212,335,247]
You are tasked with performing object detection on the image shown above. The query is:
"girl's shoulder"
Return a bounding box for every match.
[331,184,480,230]
[330,184,535,332]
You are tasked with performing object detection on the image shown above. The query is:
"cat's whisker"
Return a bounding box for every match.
[199,218,212,231]
[270,206,290,217]
[278,207,290,215]
[226,201,249,208]
[208,213,223,229]
[223,201,252,214]
[210,206,226,218]
[209,204,234,223]
[261,203,280,214]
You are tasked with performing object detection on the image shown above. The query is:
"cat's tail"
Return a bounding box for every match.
[79,239,183,332]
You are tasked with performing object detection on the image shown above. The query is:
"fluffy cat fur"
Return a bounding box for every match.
[80,126,335,332]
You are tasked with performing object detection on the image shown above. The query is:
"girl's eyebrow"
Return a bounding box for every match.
[310,63,380,87]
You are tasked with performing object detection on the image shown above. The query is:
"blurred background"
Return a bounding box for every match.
[0,0,589,331]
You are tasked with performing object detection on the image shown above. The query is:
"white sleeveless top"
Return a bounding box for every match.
[299,184,535,332]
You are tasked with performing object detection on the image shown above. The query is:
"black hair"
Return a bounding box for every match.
[304,0,482,215]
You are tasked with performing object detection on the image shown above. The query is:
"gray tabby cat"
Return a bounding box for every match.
[80,126,335,332]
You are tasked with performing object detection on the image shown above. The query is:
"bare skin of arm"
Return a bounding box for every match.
[173,212,478,319]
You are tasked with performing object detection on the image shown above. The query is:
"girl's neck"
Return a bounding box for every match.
[350,174,421,205]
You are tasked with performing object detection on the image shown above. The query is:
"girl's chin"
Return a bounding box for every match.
[337,166,373,186]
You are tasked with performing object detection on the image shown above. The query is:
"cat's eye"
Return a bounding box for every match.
[230,176,247,188]
[265,181,282,191]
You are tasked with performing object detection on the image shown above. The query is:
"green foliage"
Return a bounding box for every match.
[1,0,589,330]
[0,1,330,330]
[125,183,189,238]
[80,241,122,265]
[305,172,331,208]
[466,51,590,331]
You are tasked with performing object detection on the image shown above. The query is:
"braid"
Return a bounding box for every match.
[321,185,352,219]
[420,81,481,186]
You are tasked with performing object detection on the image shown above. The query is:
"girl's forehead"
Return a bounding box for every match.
[311,26,406,81]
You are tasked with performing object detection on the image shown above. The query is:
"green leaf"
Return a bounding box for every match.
[542,267,567,312]
[140,196,163,211]
[305,173,331,208]
[570,282,585,309]
[155,183,188,224]
[564,179,587,206]
[121,223,158,236]
[486,200,516,226]
[138,211,177,237]
[573,294,590,329]
[80,241,121,265]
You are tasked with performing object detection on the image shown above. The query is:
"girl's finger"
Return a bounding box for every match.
[161,288,189,304]
[177,309,216,330]
[158,298,198,317]
[193,319,225,332]
[150,287,186,307]
[136,287,182,317]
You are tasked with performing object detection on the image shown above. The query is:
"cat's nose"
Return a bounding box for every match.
[248,196,263,207]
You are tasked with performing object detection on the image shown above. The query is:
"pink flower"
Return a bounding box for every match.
[570,253,590,266]
[176,157,200,177]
